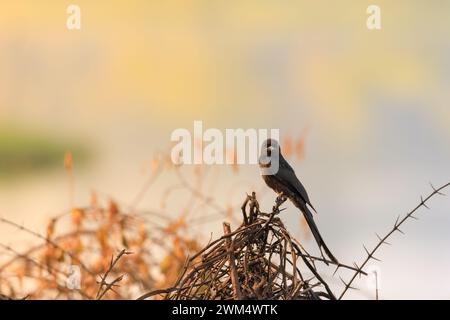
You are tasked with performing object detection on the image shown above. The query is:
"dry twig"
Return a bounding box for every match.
[96,249,133,300]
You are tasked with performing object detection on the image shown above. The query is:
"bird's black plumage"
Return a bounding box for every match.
[259,139,338,264]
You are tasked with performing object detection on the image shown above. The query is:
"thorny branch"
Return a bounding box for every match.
[339,182,450,299]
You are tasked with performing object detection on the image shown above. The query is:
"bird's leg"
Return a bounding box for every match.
[273,192,287,214]
[278,192,287,203]
[266,192,284,226]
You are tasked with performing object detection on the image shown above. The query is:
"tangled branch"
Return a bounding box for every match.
[139,192,362,300]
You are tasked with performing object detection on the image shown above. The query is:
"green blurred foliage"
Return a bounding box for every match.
[0,126,90,177]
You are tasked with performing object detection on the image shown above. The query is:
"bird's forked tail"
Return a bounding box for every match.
[299,205,339,265]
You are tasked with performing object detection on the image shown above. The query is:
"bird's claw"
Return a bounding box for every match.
[276,192,287,203]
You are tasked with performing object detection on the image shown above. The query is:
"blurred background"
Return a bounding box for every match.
[1,0,450,299]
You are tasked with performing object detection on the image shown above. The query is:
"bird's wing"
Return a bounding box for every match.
[276,166,317,213]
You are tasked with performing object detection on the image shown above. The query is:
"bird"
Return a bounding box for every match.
[259,138,338,264]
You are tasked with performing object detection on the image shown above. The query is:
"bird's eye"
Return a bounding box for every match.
[264,146,274,157]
